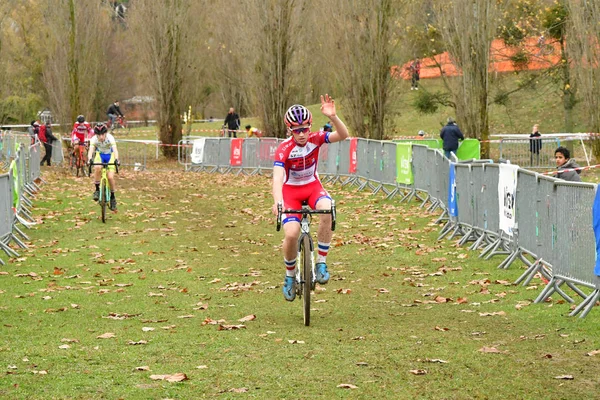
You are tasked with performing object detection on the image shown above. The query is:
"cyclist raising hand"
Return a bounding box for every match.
[88,123,120,211]
[272,94,349,301]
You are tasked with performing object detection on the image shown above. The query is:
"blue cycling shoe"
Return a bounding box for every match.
[316,262,330,284]
[282,276,296,302]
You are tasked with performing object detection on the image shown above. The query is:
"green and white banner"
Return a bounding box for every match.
[396,143,413,184]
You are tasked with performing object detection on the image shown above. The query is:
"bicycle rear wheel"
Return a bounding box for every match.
[300,235,312,326]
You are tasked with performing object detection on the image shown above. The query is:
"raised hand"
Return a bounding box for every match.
[320,94,336,118]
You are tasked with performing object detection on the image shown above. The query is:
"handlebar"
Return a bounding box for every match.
[88,161,119,175]
[276,201,336,232]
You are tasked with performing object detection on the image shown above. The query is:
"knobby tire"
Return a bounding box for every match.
[301,235,312,326]
[100,182,107,223]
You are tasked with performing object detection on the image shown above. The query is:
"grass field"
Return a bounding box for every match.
[1,165,600,399]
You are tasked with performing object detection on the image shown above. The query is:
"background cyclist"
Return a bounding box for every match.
[272,95,349,301]
[71,115,93,159]
[88,123,120,211]
[107,100,124,128]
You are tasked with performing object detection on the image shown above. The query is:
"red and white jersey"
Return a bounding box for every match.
[274,131,330,186]
[71,122,93,143]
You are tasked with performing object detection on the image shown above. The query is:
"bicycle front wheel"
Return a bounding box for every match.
[100,183,107,223]
[300,235,312,326]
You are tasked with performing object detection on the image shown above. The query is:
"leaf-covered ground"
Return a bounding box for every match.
[1,165,600,399]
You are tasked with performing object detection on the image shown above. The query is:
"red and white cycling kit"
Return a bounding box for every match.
[274,131,332,224]
[71,122,93,144]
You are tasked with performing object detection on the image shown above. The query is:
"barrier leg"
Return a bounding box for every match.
[497,249,519,269]
[570,289,600,318]
[515,258,543,286]
[0,240,20,257]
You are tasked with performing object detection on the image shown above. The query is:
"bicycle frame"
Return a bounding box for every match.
[276,201,336,326]
[88,161,119,223]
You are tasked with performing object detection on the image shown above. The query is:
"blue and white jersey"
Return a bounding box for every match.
[90,133,117,154]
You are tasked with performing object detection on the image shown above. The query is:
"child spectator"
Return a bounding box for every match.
[555,146,582,182]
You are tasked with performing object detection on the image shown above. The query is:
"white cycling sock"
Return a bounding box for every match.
[284,258,296,277]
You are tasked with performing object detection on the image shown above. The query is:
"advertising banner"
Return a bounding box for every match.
[456,139,481,160]
[396,143,413,184]
[593,187,600,276]
[498,163,519,236]
[191,138,205,164]
[230,138,243,166]
[349,138,358,174]
[448,163,458,217]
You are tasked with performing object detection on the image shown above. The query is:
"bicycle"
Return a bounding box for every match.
[108,116,128,134]
[88,160,119,223]
[70,140,89,177]
[276,200,336,326]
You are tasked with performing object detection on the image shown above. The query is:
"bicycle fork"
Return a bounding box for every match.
[296,220,316,295]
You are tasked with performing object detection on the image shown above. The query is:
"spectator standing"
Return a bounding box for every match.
[440,117,464,159]
[223,107,240,138]
[106,100,124,127]
[410,58,421,90]
[555,146,582,182]
[28,120,40,144]
[39,122,58,166]
[529,124,542,166]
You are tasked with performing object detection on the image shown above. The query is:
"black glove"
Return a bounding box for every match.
[115,159,120,166]
[88,159,93,166]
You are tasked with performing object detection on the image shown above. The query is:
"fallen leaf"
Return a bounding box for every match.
[434,326,449,331]
[337,383,358,389]
[142,327,155,332]
[238,315,256,322]
[96,332,116,339]
[135,366,150,371]
[228,387,248,393]
[478,346,507,354]
[586,350,600,356]
[554,375,574,380]
[218,324,246,330]
[149,373,188,382]
[409,369,427,375]
[128,340,148,345]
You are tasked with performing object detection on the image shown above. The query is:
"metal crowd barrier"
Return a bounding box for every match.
[181,135,599,318]
[0,142,40,265]
[61,137,147,170]
[499,137,560,169]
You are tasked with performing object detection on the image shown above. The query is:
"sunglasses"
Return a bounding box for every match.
[290,126,310,134]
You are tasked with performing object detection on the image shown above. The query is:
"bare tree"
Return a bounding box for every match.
[567,0,600,157]
[212,0,306,138]
[433,0,509,158]
[325,0,405,140]
[128,0,207,156]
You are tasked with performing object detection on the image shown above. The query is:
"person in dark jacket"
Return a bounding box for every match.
[555,146,582,182]
[223,107,240,138]
[529,124,542,166]
[440,117,464,159]
[39,122,58,166]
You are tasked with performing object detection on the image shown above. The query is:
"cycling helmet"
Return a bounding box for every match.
[94,123,108,135]
[77,115,85,123]
[284,104,312,128]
